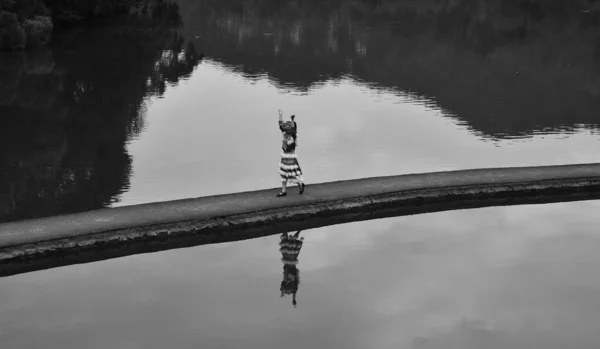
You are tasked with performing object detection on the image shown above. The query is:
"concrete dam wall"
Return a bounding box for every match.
[1,163,600,278]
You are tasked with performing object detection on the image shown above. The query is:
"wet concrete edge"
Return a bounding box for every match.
[1,170,600,278]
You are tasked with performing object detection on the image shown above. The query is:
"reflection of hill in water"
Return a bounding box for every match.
[0,2,201,223]
[180,0,600,138]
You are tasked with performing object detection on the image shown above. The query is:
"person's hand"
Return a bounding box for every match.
[278,109,283,116]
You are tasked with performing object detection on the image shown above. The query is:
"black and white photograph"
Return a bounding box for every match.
[1,0,600,348]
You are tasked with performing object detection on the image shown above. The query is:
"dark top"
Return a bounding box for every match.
[279,120,297,134]
[279,120,297,152]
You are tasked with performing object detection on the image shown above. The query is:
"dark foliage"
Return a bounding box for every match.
[0,0,201,222]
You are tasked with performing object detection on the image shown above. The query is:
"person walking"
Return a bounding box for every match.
[277,109,305,197]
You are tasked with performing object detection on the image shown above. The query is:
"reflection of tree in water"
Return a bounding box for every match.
[0,0,202,223]
[279,230,304,308]
[179,0,600,138]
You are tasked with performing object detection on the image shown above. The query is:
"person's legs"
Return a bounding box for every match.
[292,158,305,194]
[278,179,287,196]
[278,154,288,196]
[295,173,305,194]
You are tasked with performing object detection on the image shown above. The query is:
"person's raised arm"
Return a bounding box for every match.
[278,109,284,130]
[290,114,297,132]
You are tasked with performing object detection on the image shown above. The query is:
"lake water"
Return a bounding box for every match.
[2,200,600,349]
[1,0,599,221]
[1,1,600,347]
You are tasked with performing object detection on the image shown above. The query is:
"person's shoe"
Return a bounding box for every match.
[276,191,287,197]
[299,183,305,195]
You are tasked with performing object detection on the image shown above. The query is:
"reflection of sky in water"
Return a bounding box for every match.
[2,200,600,348]
[117,60,600,206]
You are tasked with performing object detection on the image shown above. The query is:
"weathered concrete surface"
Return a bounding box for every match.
[1,163,600,278]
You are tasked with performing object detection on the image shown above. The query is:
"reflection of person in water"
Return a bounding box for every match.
[280,230,304,307]
[277,109,305,197]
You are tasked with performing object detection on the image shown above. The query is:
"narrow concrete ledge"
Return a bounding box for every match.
[1,163,600,278]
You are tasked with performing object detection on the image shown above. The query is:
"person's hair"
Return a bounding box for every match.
[284,125,298,143]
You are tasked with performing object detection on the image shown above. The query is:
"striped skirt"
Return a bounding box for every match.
[279,151,303,183]
[280,234,304,265]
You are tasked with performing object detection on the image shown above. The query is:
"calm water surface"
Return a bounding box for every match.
[2,201,600,349]
[1,0,599,220]
[2,2,600,347]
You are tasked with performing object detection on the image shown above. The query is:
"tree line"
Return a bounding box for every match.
[0,0,170,50]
